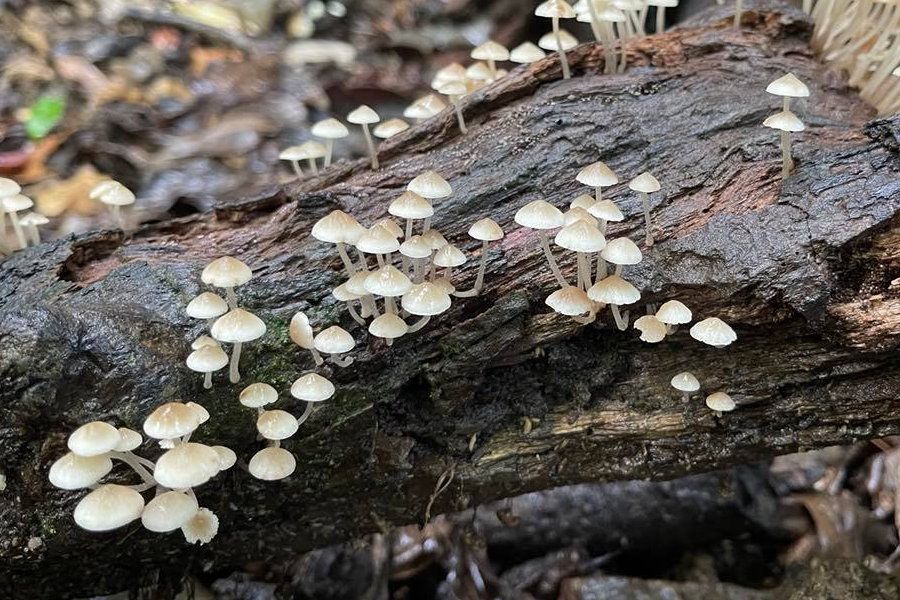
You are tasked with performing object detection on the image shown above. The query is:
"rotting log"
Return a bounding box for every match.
[1,3,899,597]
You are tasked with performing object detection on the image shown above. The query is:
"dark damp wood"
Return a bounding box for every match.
[1,3,899,597]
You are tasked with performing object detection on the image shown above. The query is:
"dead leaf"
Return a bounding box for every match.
[29,165,106,217]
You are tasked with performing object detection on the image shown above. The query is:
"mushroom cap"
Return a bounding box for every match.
[143,402,202,440]
[0,177,22,197]
[201,256,252,288]
[186,292,228,320]
[471,40,510,61]
[432,63,467,89]
[186,344,228,373]
[368,313,409,339]
[515,200,564,230]
[240,382,279,408]
[211,308,267,344]
[587,274,640,305]
[633,315,667,343]
[628,172,661,193]
[400,235,432,259]
[182,507,219,544]
[656,300,692,325]
[570,194,596,210]
[289,312,315,349]
[332,282,361,302]
[286,140,327,159]
[212,446,237,470]
[186,402,210,424]
[74,484,145,532]
[373,118,410,139]
[407,170,452,199]
[646,0,678,6]
[141,491,199,532]
[347,105,380,125]
[546,286,593,316]
[365,264,413,297]
[389,191,434,220]
[706,392,736,412]
[763,110,805,132]
[563,207,599,227]
[376,218,404,239]
[766,73,809,98]
[671,371,700,393]
[433,244,467,268]
[2,194,34,212]
[468,218,504,241]
[432,276,456,294]
[600,237,642,265]
[249,447,296,481]
[314,325,355,354]
[311,118,350,139]
[153,443,221,489]
[114,427,143,452]
[312,210,364,245]
[554,220,607,253]
[403,94,447,119]
[438,81,468,97]
[344,271,371,296]
[356,224,401,254]
[577,5,626,21]
[510,41,547,64]
[538,30,578,51]
[191,335,219,350]
[401,282,452,316]
[421,229,448,250]
[89,181,135,206]
[291,372,336,402]
[49,452,113,490]
[466,62,494,82]
[68,421,121,457]
[588,199,625,222]
[576,161,618,187]
[279,146,308,161]
[257,409,300,440]
[535,0,576,18]
[690,317,737,347]
[19,211,50,227]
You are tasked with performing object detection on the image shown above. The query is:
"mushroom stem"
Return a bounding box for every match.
[386,296,397,315]
[571,311,597,325]
[682,391,691,403]
[291,160,303,178]
[296,401,315,427]
[599,20,617,74]
[586,0,604,43]
[109,204,127,230]
[203,372,213,389]
[615,20,628,73]
[309,347,324,366]
[7,212,26,249]
[376,253,385,268]
[330,354,354,367]
[225,287,238,309]
[539,230,568,287]
[615,263,623,277]
[347,302,367,326]
[452,99,468,134]
[656,5,666,34]
[337,242,357,276]
[552,16,571,79]
[487,57,497,79]
[26,223,40,246]
[610,304,629,330]
[783,97,790,112]
[595,186,603,204]
[595,255,607,284]
[361,123,379,170]
[780,131,794,179]
[640,192,654,246]
[307,157,319,174]
[324,139,335,167]
[734,0,743,28]
[576,252,590,291]
[408,316,431,333]
[110,451,156,486]
[454,241,489,297]
[229,342,243,383]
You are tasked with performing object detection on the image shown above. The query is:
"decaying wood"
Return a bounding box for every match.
[1,3,898,597]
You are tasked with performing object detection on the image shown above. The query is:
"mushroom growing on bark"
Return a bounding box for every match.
[347,105,381,169]
[313,325,355,367]
[588,274,640,330]
[535,0,577,79]
[290,372,335,424]
[437,81,469,134]
[455,218,504,297]
[201,257,252,309]
[19,212,48,246]
[510,42,547,64]
[554,219,606,291]
[312,210,365,277]
[373,118,410,140]
[515,200,567,287]
[0,177,22,249]
[186,344,228,389]
[89,180,135,230]
[763,110,805,180]
[766,73,810,111]
[240,382,279,409]
[211,308,267,383]
[186,292,228,326]
[706,392,736,417]
[628,172,661,246]
[403,94,448,122]
[249,447,296,481]
[577,161,619,204]
[546,285,596,324]
[289,312,323,366]
[634,315,667,342]
[311,118,350,167]
[690,317,737,347]
[282,141,326,175]
[671,372,700,403]
[1,194,33,250]
[402,281,452,333]
[471,40,510,79]
[407,171,452,231]
[655,299,692,334]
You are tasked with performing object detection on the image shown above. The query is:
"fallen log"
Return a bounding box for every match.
[1,2,898,597]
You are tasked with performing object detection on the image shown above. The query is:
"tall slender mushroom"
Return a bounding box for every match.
[312,210,365,276]
[201,256,252,309]
[554,220,606,291]
[471,40,510,79]
[600,237,642,280]
[0,177,22,249]
[766,73,810,112]
[90,180,135,230]
[671,372,700,403]
[437,82,468,134]
[286,141,326,175]
[407,171,452,231]
[515,200,567,287]
[357,224,401,270]
[186,344,228,389]
[431,63,467,90]
[587,274,640,330]
[279,146,308,178]
[311,118,350,167]
[455,218,504,297]
[18,212,49,246]
[289,312,323,366]
[400,235,432,283]
[510,42,547,65]
[763,111,805,180]
[587,199,625,235]
[627,172,661,246]
[576,161,619,204]
[365,264,413,319]
[647,0,678,33]
[347,105,381,169]
[290,372,335,424]
[389,191,434,240]
[535,0,577,79]
[1,194,33,249]
[210,308,267,383]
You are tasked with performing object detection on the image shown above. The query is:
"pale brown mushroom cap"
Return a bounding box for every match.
[289,312,315,349]
[535,0,576,18]
[628,172,661,193]
[576,161,618,188]
[468,218,504,241]
[373,118,410,139]
[257,410,299,440]
[766,73,810,98]
[514,200,564,230]
[466,62,494,82]
[438,81,468,97]
[656,300,692,325]
[0,177,21,197]
[433,244,467,268]
[563,207,599,227]
[2,194,34,213]
[291,373,335,402]
[141,491,199,533]
[74,484,145,532]
[554,220,607,253]
[312,210,364,245]
[186,402,210,424]
[211,309,267,344]
[201,257,252,288]
[587,274,640,305]
[240,382,279,408]
[671,372,700,393]
[539,30,578,51]
[389,191,434,220]
[68,421,121,457]
[400,235,432,259]
[356,224,401,254]
[49,452,113,490]
[89,181,135,206]
[186,292,228,320]
[600,237,642,265]
[407,170,452,199]
[313,326,355,354]
[212,446,237,470]
[432,63,467,90]
[365,265,413,297]
[546,285,593,316]
[186,344,228,373]
[404,94,447,119]
[284,140,327,160]
[347,105,380,125]
[153,443,221,489]
[763,110,805,132]
[143,402,202,440]
[401,282,452,316]
[191,335,219,351]
[311,118,350,139]
[279,146,306,161]
[588,199,625,222]
[249,447,296,481]
[634,315,667,343]
[706,392,736,412]
[510,42,547,64]
[690,317,737,347]
[577,4,626,22]
[472,40,510,62]
[369,313,409,339]
[432,276,456,294]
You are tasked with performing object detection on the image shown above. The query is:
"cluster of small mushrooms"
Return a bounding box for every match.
[0,177,48,255]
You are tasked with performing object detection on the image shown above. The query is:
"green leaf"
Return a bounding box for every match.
[24,95,66,140]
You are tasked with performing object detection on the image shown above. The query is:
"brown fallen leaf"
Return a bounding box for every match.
[14,133,67,183]
[28,165,106,217]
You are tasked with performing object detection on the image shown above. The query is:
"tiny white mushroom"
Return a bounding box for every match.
[627,172,661,246]
[311,118,350,167]
[633,315,667,343]
[706,391,736,417]
[690,317,737,347]
[211,308,267,383]
[182,507,219,544]
[186,344,229,389]
[248,447,296,481]
[313,325,355,367]
[535,0,577,79]
[671,372,700,403]
[347,105,382,169]
[73,484,145,532]
[201,256,252,309]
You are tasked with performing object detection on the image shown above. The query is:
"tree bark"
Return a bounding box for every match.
[1,4,898,597]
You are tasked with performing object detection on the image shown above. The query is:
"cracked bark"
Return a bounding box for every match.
[1,4,898,597]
